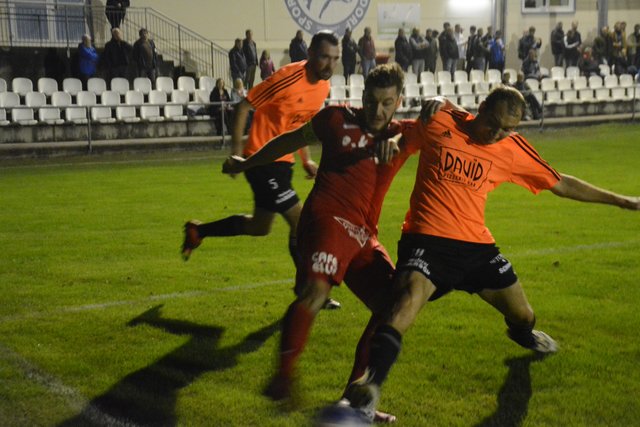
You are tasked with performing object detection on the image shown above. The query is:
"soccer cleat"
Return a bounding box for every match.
[181,220,202,261]
[338,397,396,424]
[343,372,380,423]
[508,329,558,354]
[323,298,342,310]
[263,374,292,402]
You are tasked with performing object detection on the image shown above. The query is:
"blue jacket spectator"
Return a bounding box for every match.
[78,34,98,84]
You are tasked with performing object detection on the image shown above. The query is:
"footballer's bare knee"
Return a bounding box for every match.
[389,271,435,333]
[297,279,332,313]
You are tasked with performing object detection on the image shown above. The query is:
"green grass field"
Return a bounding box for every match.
[1,123,639,426]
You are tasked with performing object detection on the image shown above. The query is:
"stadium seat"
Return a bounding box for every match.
[578,88,595,102]
[599,64,610,76]
[27,91,62,125]
[419,71,435,85]
[189,89,211,119]
[550,66,565,80]
[474,81,490,95]
[142,90,166,121]
[0,78,6,93]
[562,89,578,103]
[540,66,550,78]
[52,90,84,123]
[76,91,97,123]
[133,77,152,96]
[198,76,216,92]
[11,77,33,97]
[595,87,610,102]
[10,92,37,124]
[486,69,502,84]
[540,78,556,92]
[588,75,603,89]
[165,89,188,121]
[459,94,477,109]
[439,82,457,103]
[402,83,421,111]
[348,74,364,88]
[556,78,572,91]
[436,71,452,85]
[503,68,517,84]
[117,90,143,123]
[92,90,118,123]
[545,90,562,105]
[405,72,418,85]
[155,77,174,95]
[62,78,83,97]
[330,74,346,88]
[604,75,619,89]
[525,79,540,91]
[610,86,628,101]
[457,82,473,95]
[421,83,438,98]
[619,74,636,100]
[573,76,588,90]
[329,86,347,105]
[0,108,8,125]
[565,66,580,80]
[454,70,468,84]
[110,77,129,97]
[37,77,58,97]
[348,85,363,106]
[177,76,196,96]
[87,78,107,97]
[469,70,485,83]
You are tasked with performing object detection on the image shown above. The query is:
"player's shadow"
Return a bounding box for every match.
[474,353,546,427]
[58,304,280,427]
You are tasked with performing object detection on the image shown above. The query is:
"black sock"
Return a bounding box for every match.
[288,236,300,268]
[506,315,536,347]
[367,324,402,387]
[197,215,245,237]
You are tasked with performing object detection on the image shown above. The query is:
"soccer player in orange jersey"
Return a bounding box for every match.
[181,31,341,307]
[223,64,415,419]
[344,86,640,420]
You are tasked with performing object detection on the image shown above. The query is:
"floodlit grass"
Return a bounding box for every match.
[1,123,639,426]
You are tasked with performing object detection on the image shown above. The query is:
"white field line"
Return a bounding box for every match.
[0,154,227,170]
[0,342,140,427]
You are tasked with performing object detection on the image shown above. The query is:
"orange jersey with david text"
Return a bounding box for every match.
[244,61,330,163]
[402,110,561,243]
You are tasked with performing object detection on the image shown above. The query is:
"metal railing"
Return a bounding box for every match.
[0,1,230,84]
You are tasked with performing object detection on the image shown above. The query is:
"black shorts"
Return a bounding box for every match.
[244,162,300,213]
[396,234,518,301]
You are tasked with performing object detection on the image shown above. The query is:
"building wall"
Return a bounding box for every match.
[132,0,640,77]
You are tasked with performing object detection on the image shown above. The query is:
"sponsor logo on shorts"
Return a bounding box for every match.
[438,147,493,191]
[333,216,370,248]
[312,251,338,275]
[275,189,297,205]
[284,0,371,35]
[404,257,431,276]
[490,254,512,275]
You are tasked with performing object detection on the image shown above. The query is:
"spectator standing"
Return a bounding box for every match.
[105,0,129,30]
[488,30,505,72]
[259,50,275,81]
[229,38,247,84]
[394,28,412,72]
[522,48,542,80]
[210,78,233,137]
[628,24,640,69]
[132,28,157,81]
[454,24,466,70]
[341,28,358,81]
[470,28,489,70]
[78,34,98,87]
[593,26,612,65]
[563,23,582,67]
[103,28,132,80]
[611,22,628,74]
[409,28,428,75]
[289,30,308,62]
[481,26,494,71]
[424,29,438,73]
[518,27,542,62]
[550,22,565,67]
[438,22,451,71]
[358,27,377,77]
[243,29,258,89]
[442,26,459,78]
[465,26,477,73]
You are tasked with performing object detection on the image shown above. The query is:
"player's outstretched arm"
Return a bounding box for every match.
[375,132,402,164]
[296,146,318,179]
[419,96,466,123]
[550,173,640,210]
[231,98,253,157]
[223,122,319,175]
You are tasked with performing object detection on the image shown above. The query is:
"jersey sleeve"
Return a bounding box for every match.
[246,65,305,109]
[311,107,339,142]
[507,134,561,194]
[399,118,425,155]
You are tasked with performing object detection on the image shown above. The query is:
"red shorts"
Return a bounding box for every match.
[296,215,395,309]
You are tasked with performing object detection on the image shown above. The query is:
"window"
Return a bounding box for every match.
[522,0,575,14]
[9,0,88,46]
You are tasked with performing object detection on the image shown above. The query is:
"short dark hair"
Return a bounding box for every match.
[483,86,526,117]
[364,63,405,95]
[309,30,339,51]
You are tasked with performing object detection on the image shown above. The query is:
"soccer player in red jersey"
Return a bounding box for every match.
[223,64,415,414]
[344,86,640,420]
[182,31,342,307]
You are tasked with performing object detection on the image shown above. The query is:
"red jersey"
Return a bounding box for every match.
[402,109,561,243]
[303,106,414,235]
[244,61,330,163]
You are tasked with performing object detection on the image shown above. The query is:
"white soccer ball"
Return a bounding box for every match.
[314,404,370,427]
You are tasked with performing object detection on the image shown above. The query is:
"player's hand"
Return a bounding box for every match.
[303,160,318,179]
[419,97,445,123]
[222,155,245,177]
[375,135,400,164]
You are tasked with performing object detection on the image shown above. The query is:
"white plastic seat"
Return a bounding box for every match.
[419,71,435,85]
[454,70,468,84]
[565,66,580,80]
[439,82,457,103]
[604,75,619,89]
[599,64,610,76]
[92,90,118,123]
[0,78,6,93]
[63,78,83,97]
[422,83,438,98]
[562,90,578,103]
[589,75,603,89]
[402,83,421,110]
[11,77,33,97]
[573,76,588,90]
[611,87,628,101]
[329,86,347,105]
[550,66,565,80]
[75,91,96,124]
[166,89,188,121]
[405,72,418,85]
[133,77,152,95]
[27,91,62,124]
[116,90,142,123]
[540,66,550,78]
[459,94,477,109]
[540,78,556,92]
[177,76,196,96]
[37,78,58,97]
[578,88,595,102]
[110,77,129,97]
[0,90,10,125]
[525,79,540,91]
[545,90,561,105]
[474,81,490,95]
[436,71,452,85]
[155,76,174,94]
[142,90,166,121]
[595,87,610,101]
[469,70,485,83]
[189,88,211,120]
[198,76,216,92]
[348,85,363,103]
[87,78,107,97]
[4,91,36,124]
[329,75,346,88]
[457,81,473,95]
[348,74,364,88]
[486,69,502,84]
[619,74,634,88]
[557,78,572,91]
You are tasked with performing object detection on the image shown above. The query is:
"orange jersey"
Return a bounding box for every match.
[402,110,561,243]
[244,61,330,163]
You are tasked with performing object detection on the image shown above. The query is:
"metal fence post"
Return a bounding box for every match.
[86,106,93,153]
[210,42,215,77]
[177,24,182,69]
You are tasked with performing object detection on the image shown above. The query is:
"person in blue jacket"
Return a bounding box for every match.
[78,34,99,87]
